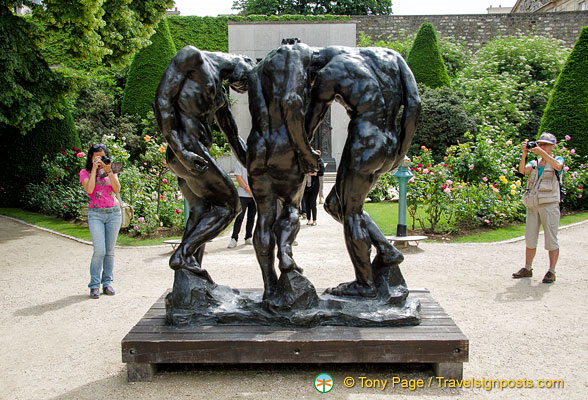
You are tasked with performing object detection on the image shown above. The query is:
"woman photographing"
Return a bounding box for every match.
[79,144,122,298]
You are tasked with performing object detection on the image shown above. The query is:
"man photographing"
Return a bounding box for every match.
[512,132,564,283]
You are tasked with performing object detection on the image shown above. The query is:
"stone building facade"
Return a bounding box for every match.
[512,0,587,13]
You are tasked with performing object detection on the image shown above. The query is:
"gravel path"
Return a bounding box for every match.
[1,205,587,400]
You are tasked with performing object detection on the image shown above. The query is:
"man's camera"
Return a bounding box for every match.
[526,141,537,150]
[100,155,111,165]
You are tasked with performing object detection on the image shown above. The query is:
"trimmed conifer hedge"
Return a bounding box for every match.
[406,23,450,88]
[539,26,588,156]
[121,19,177,117]
[0,108,81,206]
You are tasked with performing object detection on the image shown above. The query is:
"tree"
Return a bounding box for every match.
[406,23,450,89]
[0,107,80,206]
[122,18,177,117]
[539,26,588,155]
[0,0,172,132]
[232,0,392,15]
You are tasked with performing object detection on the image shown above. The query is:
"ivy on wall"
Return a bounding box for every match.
[166,14,351,53]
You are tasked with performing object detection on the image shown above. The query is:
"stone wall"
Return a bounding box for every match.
[353,11,588,48]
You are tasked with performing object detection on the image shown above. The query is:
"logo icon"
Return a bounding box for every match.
[314,373,334,393]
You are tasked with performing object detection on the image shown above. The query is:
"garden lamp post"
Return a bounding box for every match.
[393,156,413,237]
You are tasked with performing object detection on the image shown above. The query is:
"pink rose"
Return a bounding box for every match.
[138,217,144,222]
[408,177,415,183]
[423,168,429,174]
[469,164,474,170]
[571,149,576,155]
[76,152,85,158]
[565,135,571,141]
[482,177,488,182]
[446,179,453,185]
[484,219,490,224]
[564,166,570,172]
[176,209,181,214]
[444,187,451,194]
[134,226,139,231]
[163,179,168,184]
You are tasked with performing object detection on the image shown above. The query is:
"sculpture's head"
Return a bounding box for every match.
[229,56,254,93]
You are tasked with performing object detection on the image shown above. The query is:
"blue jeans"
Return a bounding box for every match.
[87,206,121,289]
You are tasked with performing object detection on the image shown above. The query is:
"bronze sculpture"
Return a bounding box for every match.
[247,43,320,300]
[153,46,253,282]
[155,44,421,327]
[307,46,421,299]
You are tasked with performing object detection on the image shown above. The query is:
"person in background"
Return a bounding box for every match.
[228,161,257,248]
[79,144,122,299]
[303,149,325,226]
[512,132,564,283]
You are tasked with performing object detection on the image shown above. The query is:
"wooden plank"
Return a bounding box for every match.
[121,288,469,378]
[122,338,467,364]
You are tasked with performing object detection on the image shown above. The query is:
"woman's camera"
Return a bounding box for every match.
[526,141,537,149]
[100,156,111,165]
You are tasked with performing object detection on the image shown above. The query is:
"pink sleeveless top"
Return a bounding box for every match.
[79,169,118,208]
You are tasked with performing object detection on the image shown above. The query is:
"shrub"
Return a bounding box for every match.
[458,34,569,141]
[409,85,478,161]
[0,108,81,206]
[121,18,177,117]
[406,23,450,88]
[367,172,395,202]
[405,128,529,233]
[539,26,588,157]
[23,146,88,220]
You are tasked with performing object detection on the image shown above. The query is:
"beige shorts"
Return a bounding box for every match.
[525,202,560,251]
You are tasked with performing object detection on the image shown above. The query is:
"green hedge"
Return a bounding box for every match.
[406,23,450,88]
[121,19,177,117]
[0,108,80,206]
[539,26,588,155]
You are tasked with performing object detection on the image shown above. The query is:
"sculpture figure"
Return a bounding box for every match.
[246,43,320,299]
[153,46,253,282]
[306,46,421,298]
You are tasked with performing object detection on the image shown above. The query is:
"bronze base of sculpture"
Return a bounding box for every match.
[164,269,420,328]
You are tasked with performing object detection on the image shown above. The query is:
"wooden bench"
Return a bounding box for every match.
[386,235,428,248]
[122,288,468,382]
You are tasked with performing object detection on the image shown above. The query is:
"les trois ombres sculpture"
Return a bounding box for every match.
[154,44,422,328]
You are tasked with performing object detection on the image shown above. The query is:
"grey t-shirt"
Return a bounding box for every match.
[234,161,251,198]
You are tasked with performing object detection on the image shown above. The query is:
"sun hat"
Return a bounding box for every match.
[536,132,557,145]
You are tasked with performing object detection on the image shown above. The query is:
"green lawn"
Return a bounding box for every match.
[0,208,182,246]
[363,202,432,235]
[363,203,588,243]
[3,206,587,245]
[453,211,588,243]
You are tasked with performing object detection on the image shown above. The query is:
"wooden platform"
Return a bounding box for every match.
[121,288,468,382]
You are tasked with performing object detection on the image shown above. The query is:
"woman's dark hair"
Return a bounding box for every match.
[84,144,110,171]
